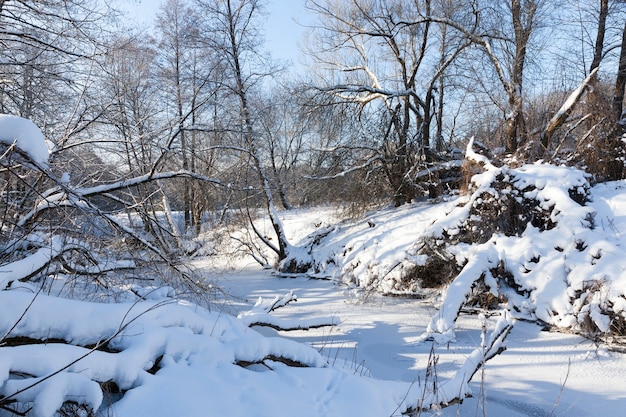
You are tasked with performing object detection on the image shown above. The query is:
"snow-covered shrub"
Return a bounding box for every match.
[300,144,626,342]
[399,240,460,289]
[425,161,626,342]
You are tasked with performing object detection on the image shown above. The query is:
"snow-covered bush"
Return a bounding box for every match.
[411,159,626,342]
[300,144,626,342]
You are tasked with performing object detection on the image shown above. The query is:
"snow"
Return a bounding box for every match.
[0,114,50,167]
[295,159,626,343]
[426,241,498,341]
[3,117,626,416]
[3,193,626,416]
[0,288,426,417]
[212,268,626,417]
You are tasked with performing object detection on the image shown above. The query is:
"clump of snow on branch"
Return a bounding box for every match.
[0,114,50,167]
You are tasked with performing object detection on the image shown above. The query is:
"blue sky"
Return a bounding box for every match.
[121,0,307,70]
[264,0,308,68]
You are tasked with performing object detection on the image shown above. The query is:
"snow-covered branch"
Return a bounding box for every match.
[425,242,498,343]
[416,310,515,411]
[542,67,599,148]
[238,291,339,331]
[16,170,224,227]
[0,115,50,168]
[0,237,65,289]
[305,154,383,181]
[465,137,496,170]
[0,236,139,289]
[319,84,421,105]
[72,170,223,197]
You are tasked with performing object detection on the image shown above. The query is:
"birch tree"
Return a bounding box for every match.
[196,0,297,267]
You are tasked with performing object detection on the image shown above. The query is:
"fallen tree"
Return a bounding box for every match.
[0,288,514,417]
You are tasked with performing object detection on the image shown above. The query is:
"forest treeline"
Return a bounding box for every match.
[1,0,626,284]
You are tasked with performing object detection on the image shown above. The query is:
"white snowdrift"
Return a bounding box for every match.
[0,291,363,416]
[0,290,328,416]
[0,286,516,416]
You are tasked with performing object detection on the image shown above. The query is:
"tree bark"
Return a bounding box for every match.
[614,22,626,121]
[590,0,608,74]
[586,0,609,128]
[503,0,535,153]
[224,0,292,261]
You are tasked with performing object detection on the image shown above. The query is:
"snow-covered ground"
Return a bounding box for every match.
[215,267,626,416]
[3,189,626,417]
[2,115,626,416]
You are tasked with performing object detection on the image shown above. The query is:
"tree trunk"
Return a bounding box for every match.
[504,98,524,153]
[176,58,192,232]
[614,22,626,122]
[225,0,292,262]
[503,0,534,153]
[590,0,608,74]
[269,140,293,210]
[436,75,445,152]
[388,103,416,206]
[586,0,609,127]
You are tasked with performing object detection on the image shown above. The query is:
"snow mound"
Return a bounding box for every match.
[0,289,448,417]
[301,160,626,342]
[0,290,330,416]
[0,114,50,167]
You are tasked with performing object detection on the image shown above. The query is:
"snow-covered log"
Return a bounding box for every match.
[0,290,333,417]
[237,291,340,331]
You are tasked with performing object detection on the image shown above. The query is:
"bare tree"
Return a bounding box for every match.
[305,0,472,205]
[254,86,314,210]
[0,0,115,134]
[155,0,221,235]
[195,0,298,267]
[447,0,545,153]
[536,0,626,178]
